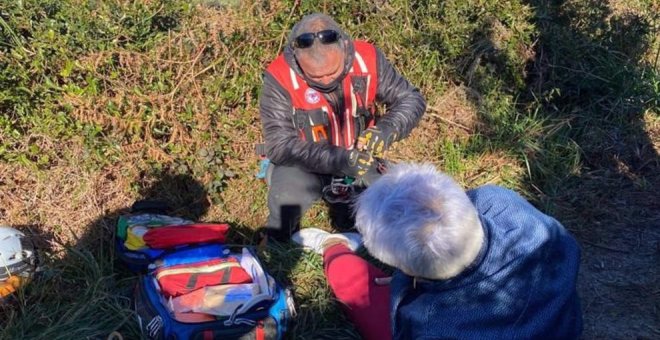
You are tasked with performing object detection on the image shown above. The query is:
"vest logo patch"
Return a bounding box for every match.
[304,88,320,104]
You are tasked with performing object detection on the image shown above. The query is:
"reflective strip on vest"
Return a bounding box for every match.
[354,51,368,73]
[289,68,299,90]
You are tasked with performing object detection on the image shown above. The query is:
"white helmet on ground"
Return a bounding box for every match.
[0,226,36,281]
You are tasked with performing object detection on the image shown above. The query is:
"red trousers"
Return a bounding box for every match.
[323,244,392,340]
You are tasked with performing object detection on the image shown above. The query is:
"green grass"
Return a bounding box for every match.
[0,0,658,338]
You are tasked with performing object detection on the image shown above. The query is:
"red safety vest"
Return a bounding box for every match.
[266,41,379,149]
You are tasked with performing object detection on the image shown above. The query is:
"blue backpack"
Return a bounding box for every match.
[115,200,205,272]
[116,202,294,339]
[133,246,294,340]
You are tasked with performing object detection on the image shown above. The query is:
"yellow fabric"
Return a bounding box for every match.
[124,226,148,250]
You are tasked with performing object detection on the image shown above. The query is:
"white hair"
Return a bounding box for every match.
[354,163,484,280]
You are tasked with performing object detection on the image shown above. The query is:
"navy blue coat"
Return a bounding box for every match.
[390,185,582,339]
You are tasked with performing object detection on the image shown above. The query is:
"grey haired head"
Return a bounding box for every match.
[287,13,349,48]
[283,13,355,92]
[354,162,485,280]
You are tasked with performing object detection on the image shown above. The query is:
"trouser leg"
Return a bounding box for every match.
[265,165,323,241]
[323,244,392,340]
[328,202,356,231]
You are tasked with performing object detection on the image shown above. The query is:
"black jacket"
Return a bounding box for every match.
[259,40,426,176]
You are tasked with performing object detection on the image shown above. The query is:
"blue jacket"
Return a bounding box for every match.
[390,185,582,339]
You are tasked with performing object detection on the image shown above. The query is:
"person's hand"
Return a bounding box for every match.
[353,157,390,188]
[343,149,374,179]
[356,125,398,158]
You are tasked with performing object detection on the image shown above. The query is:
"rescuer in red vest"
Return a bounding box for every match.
[259,13,426,242]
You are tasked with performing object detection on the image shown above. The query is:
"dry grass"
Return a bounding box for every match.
[0,143,135,248]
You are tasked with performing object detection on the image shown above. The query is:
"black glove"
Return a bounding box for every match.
[357,124,398,158]
[342,149,374,179]
[355,158,391,188]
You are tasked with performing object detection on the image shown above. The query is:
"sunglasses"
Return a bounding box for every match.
[293,30,340,49]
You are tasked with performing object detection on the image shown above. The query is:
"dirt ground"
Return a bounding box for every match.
[543,143,660,339]
[579,228,660,338]
[575,198,660,338]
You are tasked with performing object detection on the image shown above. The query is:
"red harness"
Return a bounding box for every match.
[266,41,379,149]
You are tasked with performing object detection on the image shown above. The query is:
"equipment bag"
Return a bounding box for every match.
[154,257,252,298]
[117,202,294,339]
[134,246,294,340]
[115,201,229,272]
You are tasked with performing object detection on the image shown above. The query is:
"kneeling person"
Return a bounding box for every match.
[293,163,582,339]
